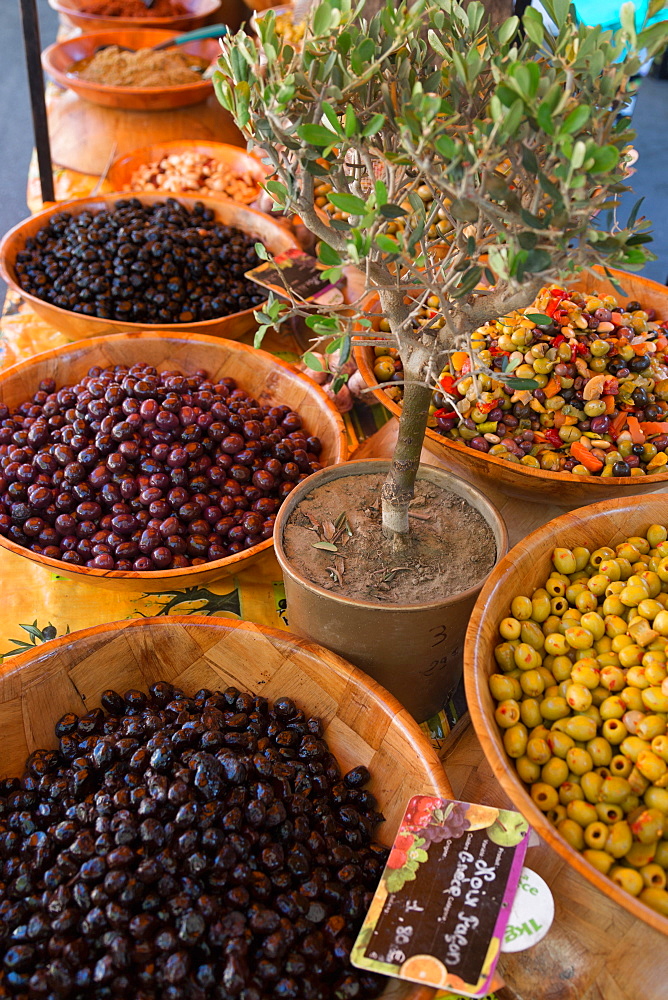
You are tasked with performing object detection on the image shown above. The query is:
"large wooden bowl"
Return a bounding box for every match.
[41,29,222,111]
[48,0,222,32]
[0,333,347,592]
[355,269,668,507]
[465,495,668,968]
[0,192,298,341]
[0,616,452,1000]
[107,139,269,204]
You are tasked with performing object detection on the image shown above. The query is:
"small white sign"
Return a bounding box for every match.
[501,866,554,953]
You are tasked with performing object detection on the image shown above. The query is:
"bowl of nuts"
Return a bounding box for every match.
[0,332,347,592]
[0,615,452,999]
[48,0,222,33]
[0,192,298,341]
[106,141,269,204]
[355,269,668,508]
[465,495,668,996]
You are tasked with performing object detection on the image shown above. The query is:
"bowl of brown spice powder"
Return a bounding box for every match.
[48,0,222,33]
[42,28,222,110]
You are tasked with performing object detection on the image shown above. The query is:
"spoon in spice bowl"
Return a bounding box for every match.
[92,23,229,56]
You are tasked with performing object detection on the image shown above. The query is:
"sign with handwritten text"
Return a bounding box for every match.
[351,797,531,998]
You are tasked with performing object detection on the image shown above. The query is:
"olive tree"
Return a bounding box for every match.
[215,0,668,541]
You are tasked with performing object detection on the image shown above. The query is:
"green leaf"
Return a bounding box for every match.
[523,6,545,46]
[317,242,342,266]
[234,80,250,129]
[328,192,366,215]
[499,375,541,390]
[521,145,538,175]
[264,180,288,205]
[627,197,645,229]
[450,198,478,222]
[312,541,338,552]
[331,372,349,394]
[435,134,455,160]
[537,101,556,135]
[498,16,520,45]
[303,352,324,372]
[296,123,339,147]
[321,102,344,135]
[589,145,620,173]
[344,105,358,138]
[561,105,591,135]
[379,204,407,220]
[525,313,553,325]
[376,234,400,253]
[253,326,268,349]
[312,2,331,34]
[374,180,388,206]
[253,242,269,262]
[362,113,385,137]
[518,231,538,250]
[524,248,552,272]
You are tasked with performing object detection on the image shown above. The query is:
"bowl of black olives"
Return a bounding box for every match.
[0,193,299,341]
[0,331,347,591]
[0,615,452,1000]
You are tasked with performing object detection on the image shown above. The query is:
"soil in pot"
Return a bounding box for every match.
[282,472,497,604]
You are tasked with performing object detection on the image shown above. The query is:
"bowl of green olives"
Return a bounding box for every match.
[465,494,668,950]
[355,268,668,507]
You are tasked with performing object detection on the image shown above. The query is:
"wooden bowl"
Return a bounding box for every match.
[0,192,298,341]
[0,616,452,1000]
[107,140,269,204]
[48,0,222,33]
[0,332,348,592]
[355,269,668,507]
[465,495,668,947]
[41,29,222,110]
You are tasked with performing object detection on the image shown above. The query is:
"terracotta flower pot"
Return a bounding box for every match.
[274,459,508,723]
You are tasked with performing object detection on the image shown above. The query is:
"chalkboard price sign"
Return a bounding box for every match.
[351,797,530,998]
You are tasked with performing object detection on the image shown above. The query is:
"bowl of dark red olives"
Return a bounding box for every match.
[355,269,668,508]
[0,193,299,342]
[0,615,452,1000]
[0,332,347,591]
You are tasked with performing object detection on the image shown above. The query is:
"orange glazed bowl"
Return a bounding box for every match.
[41,29,222,111]
[0,192,298,341]
[355,269,668,507]
[107,140,269,204]
[0,333,347,592]
[48,0,222,32]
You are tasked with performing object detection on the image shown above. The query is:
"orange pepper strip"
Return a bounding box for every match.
[570,440,604,472]
[610,411,628,438]
[543,376,561,398]
[553,411,567,428]
[655,335,668,351]
[602,394,616,414]
[627,415,645,445]
[639,421,668,435]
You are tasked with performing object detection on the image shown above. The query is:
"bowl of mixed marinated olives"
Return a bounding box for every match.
[0,332,347,591]
[0,194,299,342]
[355,270,668,506]
[0,616,451,1000]
[465,495,668,939]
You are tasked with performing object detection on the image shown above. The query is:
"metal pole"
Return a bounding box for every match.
[18,0,55,204]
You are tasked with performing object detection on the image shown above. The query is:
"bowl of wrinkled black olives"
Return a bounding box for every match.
[0,193,299,341]
[0,616,452,1000]
[0,331,347,592]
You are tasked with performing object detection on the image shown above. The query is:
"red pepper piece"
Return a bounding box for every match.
[603,377,619,395]
[552,334,565,348]
[545,428,562,448]
[439,375,457,394]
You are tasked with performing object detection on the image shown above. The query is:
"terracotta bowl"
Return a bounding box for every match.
[465,494,668,942]
[49,0,221,32]
[355,269,668,507]
[0,192,298,341]
[41,29,222,110]
[0,616,451,1000]
[107,140,269,204]
[0,332,347,592]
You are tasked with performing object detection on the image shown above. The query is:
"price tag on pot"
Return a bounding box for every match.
[350,797,531,998]
[246,248,345,304]
[501,867,554,952]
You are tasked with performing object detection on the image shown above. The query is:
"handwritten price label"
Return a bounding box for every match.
[501,867,554,953]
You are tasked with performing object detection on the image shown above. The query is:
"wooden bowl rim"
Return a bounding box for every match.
[274,457,509,612]
[107,140,269,191]
[41,29,219,98]
[0,331,347,584]
[48,0,221,21]
[0,191,298,336]
[1,614,452,808]
[464,493,668,938]
[354,342,668,492]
